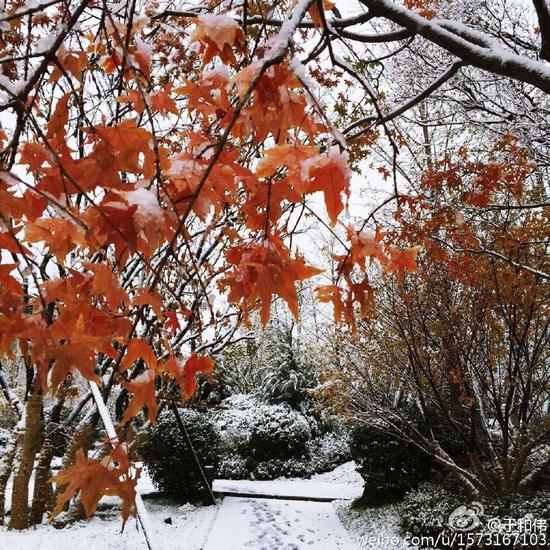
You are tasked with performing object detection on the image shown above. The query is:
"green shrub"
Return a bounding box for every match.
[217,455,250,480]
[141,408,221,501]
[252,458,313,480]
[211,396,350,481]
[248,403,312,461]
[399,482,463,539]
[350,424,437,505]
[400,482,550,549]
[259,333,315,408]
[307,432,351,474]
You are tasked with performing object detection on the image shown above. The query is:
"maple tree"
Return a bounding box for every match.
[0,0,547,539]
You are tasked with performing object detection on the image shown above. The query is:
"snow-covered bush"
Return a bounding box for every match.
[211,394,258,455]
[252,458,312,480]
[400,483,550,548]
[217,455,250,480]
[141,408,221,501]
[210,395,350,480]
[307,432,351,474]
[248,403,312,461]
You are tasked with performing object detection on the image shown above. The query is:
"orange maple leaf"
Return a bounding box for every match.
[51,448,138,527]
[121,368,158,423]
[120,338,158,373]
[301,148,350,225]
[182,354,215,399]
[348,227,388,268]
[25,218,87,260]
[383,245,421,282]
[150,89,178,116]
[190,14,244,65]
[162,354,215,399]
[222,235,323,324]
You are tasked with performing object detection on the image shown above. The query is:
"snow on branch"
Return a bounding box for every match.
[360,0,550,94]
[89,381,159,550]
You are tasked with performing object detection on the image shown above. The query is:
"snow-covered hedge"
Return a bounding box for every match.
[211,394,258,455]
[211,395,350,480]
[252,458,312,480]
[217,455,250,480]
[247,403,312,461]
[141,396,351,489]
[307,432,351,473]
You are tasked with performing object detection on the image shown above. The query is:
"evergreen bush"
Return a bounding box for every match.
[141,408,221,501]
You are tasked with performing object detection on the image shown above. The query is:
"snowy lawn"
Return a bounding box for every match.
[0,495,218,550]
[0,470,219,550]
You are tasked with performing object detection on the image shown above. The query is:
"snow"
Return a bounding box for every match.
[120,187,163,225]
[309,461,363,485]
[263,0,314,59]
[201,65,230,84]
[134,36,153,66]
[300,146,350,181]
[368,0,550,87]
[334,501,418,550]
[194,14,241,50]
[1,468,218,550]
[0,462,382,549]
[0,498,218,550]
[35,34,58,54]
[213,478,363,501]
[204,496,360,549]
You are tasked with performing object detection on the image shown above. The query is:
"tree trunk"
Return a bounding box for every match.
[29,422,61,525]
[9,394,44,530]
[0,420,24,525]
[30,388,68,525]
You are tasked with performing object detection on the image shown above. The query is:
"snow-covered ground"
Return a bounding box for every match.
[0,461,409,550]
[213,460,363,501]
[0,497,219,550]
[308,460,363,484]
[0,469,219,550]
[204,496,360,550]
[334,501,418,550]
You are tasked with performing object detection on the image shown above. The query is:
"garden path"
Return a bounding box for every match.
[203,496,361,550]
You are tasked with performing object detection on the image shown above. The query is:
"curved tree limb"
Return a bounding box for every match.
[360,0,550,93]
[532,0,550,61]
